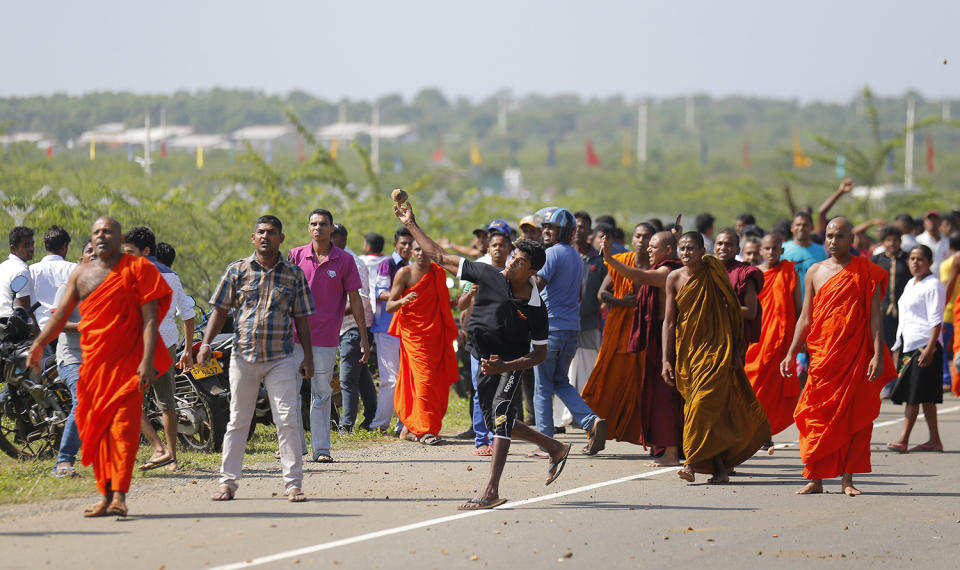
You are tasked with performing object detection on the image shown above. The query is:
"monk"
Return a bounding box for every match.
[602,230,684,466]
[664,232,771,483]
[714,228,763,345]
[781,217,897,496]
[28,217,172,517]
[581,223,655,444]
[744,234,801,438]
[386,240,459,445]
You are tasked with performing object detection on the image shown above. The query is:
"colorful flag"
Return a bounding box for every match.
[433,138,444,162]
[585,138,600,166]
[161,140,167,159]
[196,145,204,170]
[792,132,812,168]
[47,139,52,159]
[89,137,95,161]
[742,131,750,169]
[470,137,481,165]
[621,130,632,166]
[298,137,305,162]
[835,154,846,178]
[926,134,934,173]
[329,139,337,161]
[547,140,556,167]
[699,135,708,166]
[886,148,895,173]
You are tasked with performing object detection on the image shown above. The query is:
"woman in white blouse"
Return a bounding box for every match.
[887,245,946,453]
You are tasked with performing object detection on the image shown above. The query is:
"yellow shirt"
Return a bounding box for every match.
[942,256,958,321]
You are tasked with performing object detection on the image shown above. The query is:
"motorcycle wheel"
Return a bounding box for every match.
[0,393,65,460]
[177,386,228,453]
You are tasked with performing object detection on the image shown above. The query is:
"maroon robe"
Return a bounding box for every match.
[725,260,764,345]
[629,257,684,448]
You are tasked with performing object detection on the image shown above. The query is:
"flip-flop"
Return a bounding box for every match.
[545,443,571,486]
[419,433,441,446]
[83,500,109,517]
[909,443,944,452]
[886,442,908,453]
[287,488,307,502]
[211,486,235,501]
[314,455,335,463]
[138,458,174,471]
[582,419,607,455]
[472,445,493,457]
[457,497,508,511]
[51,465,77,478]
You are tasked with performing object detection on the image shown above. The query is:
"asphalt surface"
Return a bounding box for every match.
[1,395,958,569]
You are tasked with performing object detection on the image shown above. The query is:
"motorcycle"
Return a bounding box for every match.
[0,275,72,460]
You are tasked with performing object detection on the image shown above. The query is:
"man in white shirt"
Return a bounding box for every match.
[0,227,35,319]
[30,226,77,331]
[358,233,386,317]
[916,210,950,275]
[124,227,196,472]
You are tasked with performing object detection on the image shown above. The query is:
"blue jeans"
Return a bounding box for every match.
[533,330,597,438]
[471,356,492,447]
[943,322,954,385]
[56,363,82,465]
[294,345,338,459]
[339,328,378,430]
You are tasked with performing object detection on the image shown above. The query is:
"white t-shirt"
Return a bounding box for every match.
[155,263,195,348]
[340,247,373,334]
[358,254,385,315]
[0,255,31,318]
[30,254,77,329]
[892,273,945,353]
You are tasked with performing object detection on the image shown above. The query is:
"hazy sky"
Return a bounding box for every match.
[5,0,957,102]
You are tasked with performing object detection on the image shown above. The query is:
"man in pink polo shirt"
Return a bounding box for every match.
[288,208,370,462]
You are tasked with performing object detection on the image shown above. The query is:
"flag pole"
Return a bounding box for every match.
[371,102,381,174]
[144,111,152,177]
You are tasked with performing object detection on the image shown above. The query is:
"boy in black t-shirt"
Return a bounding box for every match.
[395,201,572,510]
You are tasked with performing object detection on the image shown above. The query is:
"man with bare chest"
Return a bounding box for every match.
[29,217,172,518]
[386,241,459,444]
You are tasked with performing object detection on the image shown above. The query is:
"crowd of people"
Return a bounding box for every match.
[6,177,958,516]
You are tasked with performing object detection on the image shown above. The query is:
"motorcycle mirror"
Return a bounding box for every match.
[10,275,27,294]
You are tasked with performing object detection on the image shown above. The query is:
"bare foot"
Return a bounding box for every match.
[796,480,823,495]
[677,465,695,482]
[841,474,861,496]
[708,472,730,484]
[647,459,682,467]
[648,446,681,466]
[106,492,127,518]
[399,427,418,442]
[164,460,179,472]
[83,498,109,517]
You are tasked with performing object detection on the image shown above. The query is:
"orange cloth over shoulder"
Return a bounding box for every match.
[795,255,896,480]
[953,292,960,397]
[389,262,459,437]
[581,251,644,443]
[674,255,770,474]
[744,260,800,435]
[76,254,172,494]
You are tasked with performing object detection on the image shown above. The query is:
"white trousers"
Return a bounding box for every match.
[557,342,600,427]
[220,353,302,493]
[371,332,401,429]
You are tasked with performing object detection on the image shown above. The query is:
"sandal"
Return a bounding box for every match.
[287,488,307,502]
[472,445,493,457]
[83,499,109,518]
[211,485,235,501]
[909,442,944,452]
[51,464,77,479]
[419,433,441,446]
[138,458,174,471]
[545,443,572,486]
[106,500,128,518]
[457,497,508,511]
[886,442,908,453]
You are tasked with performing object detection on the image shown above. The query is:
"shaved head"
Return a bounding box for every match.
[654,231,676,250]
[826,216,853,234]
[94,216,121,234]
[760,233,782,248]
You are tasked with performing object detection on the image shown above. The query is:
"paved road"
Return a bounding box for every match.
[1,396,958,569]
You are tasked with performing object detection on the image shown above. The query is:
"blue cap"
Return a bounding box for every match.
[487,219,511,236]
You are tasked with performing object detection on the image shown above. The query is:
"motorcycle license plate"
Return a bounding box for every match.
[191,360,223,379]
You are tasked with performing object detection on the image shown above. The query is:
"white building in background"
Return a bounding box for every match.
[315,122,415,142]
[0,132,46,145]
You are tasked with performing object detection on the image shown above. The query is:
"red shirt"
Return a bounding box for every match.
[288,244,362,347]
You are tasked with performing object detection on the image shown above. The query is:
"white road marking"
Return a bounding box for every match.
[213,404,960,569]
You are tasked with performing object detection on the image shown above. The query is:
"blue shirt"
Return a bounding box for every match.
[782,240,827,299]
[537,243,584,332]
[371,251,407,334]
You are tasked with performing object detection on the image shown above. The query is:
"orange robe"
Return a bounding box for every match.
[76,254,172,495]
[795,256,897,480]
[675,255,770,473]
[954,291,960,397]
[581,252,643,443]
[744,261,800,435]
[389,263,459,437]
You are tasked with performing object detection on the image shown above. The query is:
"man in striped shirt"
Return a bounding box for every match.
[198,215,315,503]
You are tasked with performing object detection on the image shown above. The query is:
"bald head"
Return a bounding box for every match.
[824,216,854,258]
[826,216,853,234]
[91,217,124,260]
[648,231,677,264]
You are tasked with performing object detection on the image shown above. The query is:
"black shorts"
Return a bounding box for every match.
[477,369,523,439]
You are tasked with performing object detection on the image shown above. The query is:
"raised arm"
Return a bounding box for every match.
[816,178,854,234]
[600,235,668,286]
[395,202,463,275]
[783,184,797,218]
[781,268,816,377]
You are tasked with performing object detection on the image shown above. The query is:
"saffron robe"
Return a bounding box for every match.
[675,255,770,473]
[795,255,897,480]
[954,292,960,397]
[725,260,764,345]
[77,254,172,495]
[744,261,800,435]
[581,252,643,442]
[389,262,459,437]
[632,257,685,448]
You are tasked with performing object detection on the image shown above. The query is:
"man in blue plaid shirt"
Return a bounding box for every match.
[198,215,315,503]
